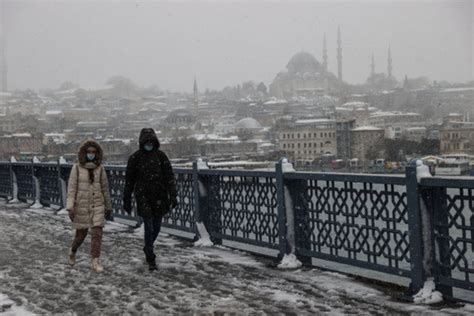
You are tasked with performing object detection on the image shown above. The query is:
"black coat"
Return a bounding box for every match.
[123,128,177,217]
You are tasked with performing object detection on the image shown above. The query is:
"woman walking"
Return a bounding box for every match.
[66,140,112,272]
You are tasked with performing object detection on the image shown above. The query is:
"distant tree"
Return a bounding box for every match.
[382,138,440,160]
[106,75,136,98]
[257,82,267,95]
[236,129,254,141]
[74,88,87,100]
[241,81,256,97]
[58,81,76,91]
[405,77,431,90]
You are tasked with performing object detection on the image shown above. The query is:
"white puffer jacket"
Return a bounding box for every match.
[66,140,112,229]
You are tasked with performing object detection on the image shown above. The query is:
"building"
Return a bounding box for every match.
[336,119,356,159]
[368,111,423,139]
[0,133,43,159]
[350,126,384,163]
[440,121,474,154]
[0,113,17,134]
[402,127,427,142]
[278,119,337,163]
[269,52,340,99]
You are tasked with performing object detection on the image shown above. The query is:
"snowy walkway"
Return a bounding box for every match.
[0,201,473,315]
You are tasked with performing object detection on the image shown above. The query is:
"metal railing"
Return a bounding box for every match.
[0,158,472,302]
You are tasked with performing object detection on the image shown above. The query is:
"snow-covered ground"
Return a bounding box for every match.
[0,200,473,315]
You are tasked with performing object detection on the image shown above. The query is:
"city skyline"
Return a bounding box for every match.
[1,0,472,92]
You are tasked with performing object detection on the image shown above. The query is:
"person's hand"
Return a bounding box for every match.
[170,196,178,209]
[68,208,75,222]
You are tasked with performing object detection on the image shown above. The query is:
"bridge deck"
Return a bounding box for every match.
[0,201,470,315]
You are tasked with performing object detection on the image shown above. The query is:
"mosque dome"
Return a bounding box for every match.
[286,52,323,73]
[234,118,262,129]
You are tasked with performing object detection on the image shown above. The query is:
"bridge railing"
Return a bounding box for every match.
[0,158,472,303]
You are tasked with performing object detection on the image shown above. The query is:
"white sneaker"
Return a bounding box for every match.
[91,258,103,273]
[68,248,76,266]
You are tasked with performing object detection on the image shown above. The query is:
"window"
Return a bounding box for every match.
[283,143,286,149]
[282,134,285,139]
[297,143,300,148]
[303,133,306,139]
[297,133,300,138]
[304,143,307,148]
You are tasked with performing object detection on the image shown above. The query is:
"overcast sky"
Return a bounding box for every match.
[1,0,472,92]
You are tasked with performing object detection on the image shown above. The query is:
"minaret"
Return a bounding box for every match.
[370,53,375,77]
[193,77,198,108]
[0,25,7,92]
[387,45,393,78]
[322,33,328,72]
[337,27,342,82]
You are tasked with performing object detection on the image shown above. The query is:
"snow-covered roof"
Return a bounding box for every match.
[191,134,239,142]
[76,121,108,128]
[102,138,132,145]
[264,98,287,105]
[351,126,383,132]
[295,118,335,125]
[46,110,63,115]
[440,87,474,93]
[340,101,368,107]
[370,111,420,117]
[234,118,262,129]
[54,88,77,95]
[12,133,32,137]
[406,127,427,131]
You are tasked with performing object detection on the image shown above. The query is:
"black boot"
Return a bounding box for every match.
[143,247,157,271]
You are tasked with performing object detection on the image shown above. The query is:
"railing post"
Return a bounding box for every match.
[31,157,42,208]
[429,186,453,298]
[58,157,66,210]
[275,159,290,260]
[9,156,19,203]
[405,160,425,296]
[193,161,202,239]
[193,159,217,246]
[287,178,312,267]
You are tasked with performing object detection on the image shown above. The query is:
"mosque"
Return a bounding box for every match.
[269,28,397,99]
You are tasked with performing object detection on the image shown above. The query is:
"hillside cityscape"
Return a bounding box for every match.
[1,34,473,175]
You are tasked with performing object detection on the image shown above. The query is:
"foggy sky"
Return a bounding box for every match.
[2,0,473,92]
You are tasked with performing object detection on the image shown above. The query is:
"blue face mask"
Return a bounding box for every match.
[86,153,96,161]
[144,143,154,152]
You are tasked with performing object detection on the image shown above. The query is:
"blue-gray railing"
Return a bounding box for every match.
[0,159,472,302]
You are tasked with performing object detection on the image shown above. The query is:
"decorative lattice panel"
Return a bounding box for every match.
[13,164,35,202]
[204,172,279,248]
[292,176,410,276]
[162,169,195,232]
[35,164,62,207]
[0,163,12,198]
[435,186,474,292]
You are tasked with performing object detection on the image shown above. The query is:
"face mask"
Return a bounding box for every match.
[86,153,96,161]
[144,143,154,152]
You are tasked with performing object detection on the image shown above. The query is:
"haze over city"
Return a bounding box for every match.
[2,0,472,91]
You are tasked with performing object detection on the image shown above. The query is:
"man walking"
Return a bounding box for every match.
[123,128,178,271]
